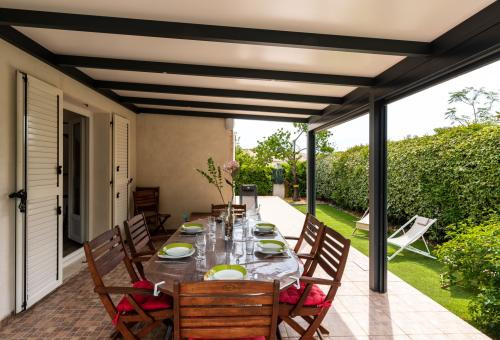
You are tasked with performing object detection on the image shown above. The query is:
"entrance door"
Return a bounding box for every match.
[13,72,63,312]
[112,114,130,228]
[67,115,86,244]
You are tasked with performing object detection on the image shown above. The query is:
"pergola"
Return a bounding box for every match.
[1,0,498,293]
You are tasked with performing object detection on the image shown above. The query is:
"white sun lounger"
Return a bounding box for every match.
[352,208,370,235]
[387,215,436,261]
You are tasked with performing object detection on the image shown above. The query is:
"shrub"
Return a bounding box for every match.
[316,124,500,242]
[234,163,272,195]
[436,215,500,336]
[234,147,272,195]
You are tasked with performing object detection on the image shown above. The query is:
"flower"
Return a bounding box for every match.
[223,160,240,175]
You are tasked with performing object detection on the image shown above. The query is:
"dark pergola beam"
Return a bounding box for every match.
[309,1,500,129]
[0,25,139,113]
[0,8,430,56]
[138,107,308,123]
[120,96,321,115]
[56,55,375,87]
[96,81,342,104]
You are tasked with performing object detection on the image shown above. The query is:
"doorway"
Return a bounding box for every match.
[63,109,88,257]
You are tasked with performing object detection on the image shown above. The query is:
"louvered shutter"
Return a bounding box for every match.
[112,114,130,228]
[15,72,63,312]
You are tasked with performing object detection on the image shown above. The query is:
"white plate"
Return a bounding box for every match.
[158,247,195,259]
[212,269,245,280]
[257,241,285,254]
[181,225,203,234]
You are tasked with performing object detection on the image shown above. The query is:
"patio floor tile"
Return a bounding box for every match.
[0,197,490,339]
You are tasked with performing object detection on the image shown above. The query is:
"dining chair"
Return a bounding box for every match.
[133,186,170,234]
[211,203,247,218]
[279,226,351,339]
[83,226,173,340]
[124,213,171,280]
[284,213,327,275]
[173,280,280,340]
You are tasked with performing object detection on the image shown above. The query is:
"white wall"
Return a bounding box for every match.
[0,39,137,321]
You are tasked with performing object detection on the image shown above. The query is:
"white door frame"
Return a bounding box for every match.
[63,102,94,243]
[67,114,85,243]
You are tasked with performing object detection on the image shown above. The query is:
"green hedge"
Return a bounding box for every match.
[316,124,500,242]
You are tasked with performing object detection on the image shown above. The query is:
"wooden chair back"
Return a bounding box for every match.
[83,227,139,318]
[174,280,280,340]
[279,226,350,339]
[84,227,172,338]
[211,204,246,218]
[124,213,156,279]
[133,187,159,216]
[134,187,170,234]
[312,226,350,303]
[294,213,327,275]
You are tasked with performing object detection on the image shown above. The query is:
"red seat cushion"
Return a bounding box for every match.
[113,280,172,324]
[279,282,331,308]
[189,337,265,340]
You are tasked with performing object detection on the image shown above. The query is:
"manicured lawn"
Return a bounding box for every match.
[295,204,476,325]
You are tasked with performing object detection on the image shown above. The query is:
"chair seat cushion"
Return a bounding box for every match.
[189,337,265,340]
[279,282,331,308]
[113,280,172,324]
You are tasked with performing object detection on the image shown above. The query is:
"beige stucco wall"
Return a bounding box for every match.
[136,114,234,227]
[0,38,137,321]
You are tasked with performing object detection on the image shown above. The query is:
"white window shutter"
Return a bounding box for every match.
[112,114,130,229]
[15,72,63,312]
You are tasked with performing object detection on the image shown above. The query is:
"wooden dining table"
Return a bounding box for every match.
[144,217,304,294]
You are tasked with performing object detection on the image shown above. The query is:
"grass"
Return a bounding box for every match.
[294,204,476,325]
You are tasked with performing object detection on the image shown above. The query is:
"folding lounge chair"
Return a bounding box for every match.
[387,215,436,261]
[352,208,370,235]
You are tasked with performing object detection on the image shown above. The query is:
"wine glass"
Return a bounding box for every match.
[232,241,244,264]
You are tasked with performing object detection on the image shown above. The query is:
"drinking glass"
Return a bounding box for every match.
[232,241,244,264]
[245,238,254,255]
[195,233,206,260]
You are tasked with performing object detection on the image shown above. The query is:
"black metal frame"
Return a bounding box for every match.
[0,8,430,56]
[121,97,321,116]
[310,1,500,130]
[96,81,342,104]
[1,2,499,295]
[55,55,374,87]
[139,107,308,123]
[368,95,388,293]
[306,130,316,216]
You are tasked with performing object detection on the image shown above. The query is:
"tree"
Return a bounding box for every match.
[254,123,333,201]
[445,87,499,125]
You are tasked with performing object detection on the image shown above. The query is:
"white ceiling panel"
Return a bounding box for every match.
[3,0,494,41]
[135,104,312,119]
[17,27,404,76]
[80,68,356,97]
[114,90,327,110]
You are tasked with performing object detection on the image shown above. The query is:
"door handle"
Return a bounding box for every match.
[116,192,120,198]
[9,189,27,213]
[116,166,120,172]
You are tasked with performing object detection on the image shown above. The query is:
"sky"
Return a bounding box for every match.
[234,60,500,152]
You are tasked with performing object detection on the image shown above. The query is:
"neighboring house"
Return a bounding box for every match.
[241,148,307,168]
